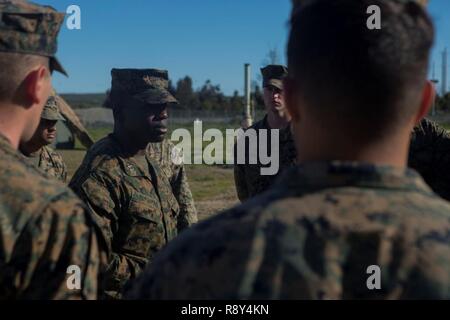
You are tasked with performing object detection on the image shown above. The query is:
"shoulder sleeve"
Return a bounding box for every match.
[54,151,68,183]
[75,171,119,257]
[14,193,103,299]
[170,162,198,231]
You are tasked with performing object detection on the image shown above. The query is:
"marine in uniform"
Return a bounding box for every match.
[20,96,68,182]
[234,65,296,202]
[70,68,182,299]
[0,0,104,299]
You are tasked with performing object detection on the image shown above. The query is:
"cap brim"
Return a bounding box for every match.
[264,79,284,90]
[41,116,65,121]
[50,57,68,77]
[41,113,65,121]
[133,88,179,105]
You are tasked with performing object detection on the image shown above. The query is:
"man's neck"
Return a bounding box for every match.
[113,129,147,157]
[0,104,25,150]
[266,110,290,129]
[295,125,411,168]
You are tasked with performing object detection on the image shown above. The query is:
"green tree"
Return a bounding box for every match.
[230,90,243,111]
[198,80,226,111]
[175,76,198,109]
[437,93,450,111]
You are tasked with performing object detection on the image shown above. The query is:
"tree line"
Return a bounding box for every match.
[168,76,265,112]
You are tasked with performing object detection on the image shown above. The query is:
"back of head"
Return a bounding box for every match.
[287,0,434,141]
[0,53,48,103]
[0,0,66,103]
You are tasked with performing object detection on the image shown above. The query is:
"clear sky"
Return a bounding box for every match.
[33,0,450,95]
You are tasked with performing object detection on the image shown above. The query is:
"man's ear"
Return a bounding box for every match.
[22,65,50,107]
[414,80,435,125]
[283,77,301,122]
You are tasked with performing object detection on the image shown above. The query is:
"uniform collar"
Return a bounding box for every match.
[256,115,292,138]
[0,133,16,154]
[275,161,433,195]
[106,134,149,177]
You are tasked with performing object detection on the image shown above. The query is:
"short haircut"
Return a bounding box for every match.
[288,0,434,139]
[0,52,49,101]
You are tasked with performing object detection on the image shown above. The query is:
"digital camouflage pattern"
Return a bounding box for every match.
[126,161,450,299]
[41,95,65,121]
[234,115,297,201]
[409,118,450,201]
[21,145,68,182]
[0,0,67,75]
[110,68,178,105]
[147,139,198,230]
[234,117,450,203]
[0,134,102,299]
[69,134,180,299]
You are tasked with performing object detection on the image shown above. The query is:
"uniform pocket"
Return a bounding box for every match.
[129,192,162,221]
[119,192,166,257]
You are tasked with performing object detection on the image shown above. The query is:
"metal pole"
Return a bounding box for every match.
[442,48,448,97]
[242,63,253,128]
[431,79,439,116]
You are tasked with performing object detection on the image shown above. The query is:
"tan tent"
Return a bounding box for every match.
[52,90,94,149]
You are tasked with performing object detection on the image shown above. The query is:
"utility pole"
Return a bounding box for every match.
[242,63,253,128]
[431,62,438,116]
[442,48,448,96]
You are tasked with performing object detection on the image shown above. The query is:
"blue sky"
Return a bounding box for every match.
[34,0,450,95]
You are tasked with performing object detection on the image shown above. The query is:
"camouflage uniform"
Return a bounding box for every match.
[234,65,297,201]
[69,69,181,299]
[147,139,198,230]
[0,1,102,299]
[234,116,296,201]
[409,118,450,201]
[21,97,68,182]
[126,162,450,299]
[0,135,102,299]
[23,145,68,182]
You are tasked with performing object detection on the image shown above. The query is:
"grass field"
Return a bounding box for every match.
[62,123,240,220]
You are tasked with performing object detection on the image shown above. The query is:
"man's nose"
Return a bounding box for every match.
[157,109,169,120]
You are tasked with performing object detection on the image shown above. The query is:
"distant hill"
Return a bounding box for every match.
[60,93,106,109]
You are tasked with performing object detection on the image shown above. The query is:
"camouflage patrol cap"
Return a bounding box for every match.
[41,95,64,121]
[261,65,288,90]
[0,0,67,76]
[110,68,178,105]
